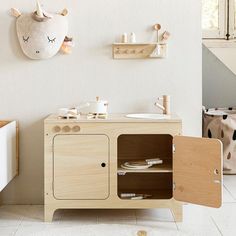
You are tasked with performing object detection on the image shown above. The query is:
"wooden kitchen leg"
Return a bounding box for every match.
[44,205,55,222]
[171,203,183,222]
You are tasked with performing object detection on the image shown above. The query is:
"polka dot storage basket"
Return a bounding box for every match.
[203,107,236,174]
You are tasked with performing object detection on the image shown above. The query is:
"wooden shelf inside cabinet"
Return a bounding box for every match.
[112,43,167,59]
[117,160,172,174]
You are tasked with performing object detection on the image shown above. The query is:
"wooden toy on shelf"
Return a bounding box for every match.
[153,23,162,42]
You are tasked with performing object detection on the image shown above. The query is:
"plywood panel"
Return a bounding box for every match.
[44,119,183,222]
[118,173,173,199]
[53,135,109,200]
[173,136,222,208]
[0,121,9,128]
[118,134,173,161]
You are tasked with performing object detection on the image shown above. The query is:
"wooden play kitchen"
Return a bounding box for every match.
[44,114,222,222]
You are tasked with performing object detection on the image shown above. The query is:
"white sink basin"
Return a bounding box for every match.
[125,113,171,120]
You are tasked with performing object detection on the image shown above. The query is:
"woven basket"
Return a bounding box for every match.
[203,107,236,174]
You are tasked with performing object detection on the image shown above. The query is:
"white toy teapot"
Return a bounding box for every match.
[78,97,108,114]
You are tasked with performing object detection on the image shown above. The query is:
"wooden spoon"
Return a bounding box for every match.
[153,24,162,43]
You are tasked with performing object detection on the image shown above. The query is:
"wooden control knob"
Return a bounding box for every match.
[62,126,71,132]
[53,126,61,133]
[72,126,80,132]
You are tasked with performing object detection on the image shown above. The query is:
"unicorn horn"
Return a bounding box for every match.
[36,1,44,17]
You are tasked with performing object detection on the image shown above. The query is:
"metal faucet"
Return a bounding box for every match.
[154,95,170,115]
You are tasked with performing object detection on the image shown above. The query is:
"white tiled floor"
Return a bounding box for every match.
[0,176,236,236]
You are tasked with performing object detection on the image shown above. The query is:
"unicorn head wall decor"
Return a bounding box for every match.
[11,1,73,60]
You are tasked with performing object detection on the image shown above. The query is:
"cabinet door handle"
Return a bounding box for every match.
[101,163,106,167]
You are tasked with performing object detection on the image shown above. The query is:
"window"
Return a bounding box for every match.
[202,0,236,39]
[202,0,226,38]
[202,0,220,30]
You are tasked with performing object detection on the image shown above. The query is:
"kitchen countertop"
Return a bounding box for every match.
[44,114,181,123]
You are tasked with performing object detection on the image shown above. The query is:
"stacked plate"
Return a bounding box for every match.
[121,158,163,170]
[121,161,152,170]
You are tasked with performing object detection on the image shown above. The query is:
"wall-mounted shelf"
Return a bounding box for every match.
[112,43,167,59]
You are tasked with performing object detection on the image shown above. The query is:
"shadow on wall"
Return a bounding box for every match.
[9,19,26,60]
[203,44,236,108]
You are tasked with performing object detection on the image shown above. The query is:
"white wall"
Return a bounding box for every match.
[209,47,236,76]
[203,45,236,108]
[0,0,202,204]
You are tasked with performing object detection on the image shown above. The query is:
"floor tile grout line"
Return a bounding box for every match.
[223,184,236,201]
[173,220,179,231]
[170,210,180,231]
[13,217,23,236]
[135,209,178,231]
[12,205,30,236]
[210,216,223,236]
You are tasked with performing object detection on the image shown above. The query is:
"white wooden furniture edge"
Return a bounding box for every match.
[0,121,19,192]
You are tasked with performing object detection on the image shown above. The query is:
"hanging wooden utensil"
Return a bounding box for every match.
[153,24,162,43]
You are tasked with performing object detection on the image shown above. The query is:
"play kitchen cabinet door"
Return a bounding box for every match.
[53,134,109,200]
[118,134,222,207]
[173,136,222,208]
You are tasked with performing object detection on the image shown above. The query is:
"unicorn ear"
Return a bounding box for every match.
[61,8,68,16]
[10,8,21,18]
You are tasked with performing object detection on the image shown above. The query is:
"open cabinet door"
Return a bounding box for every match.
[173,136,222,208]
